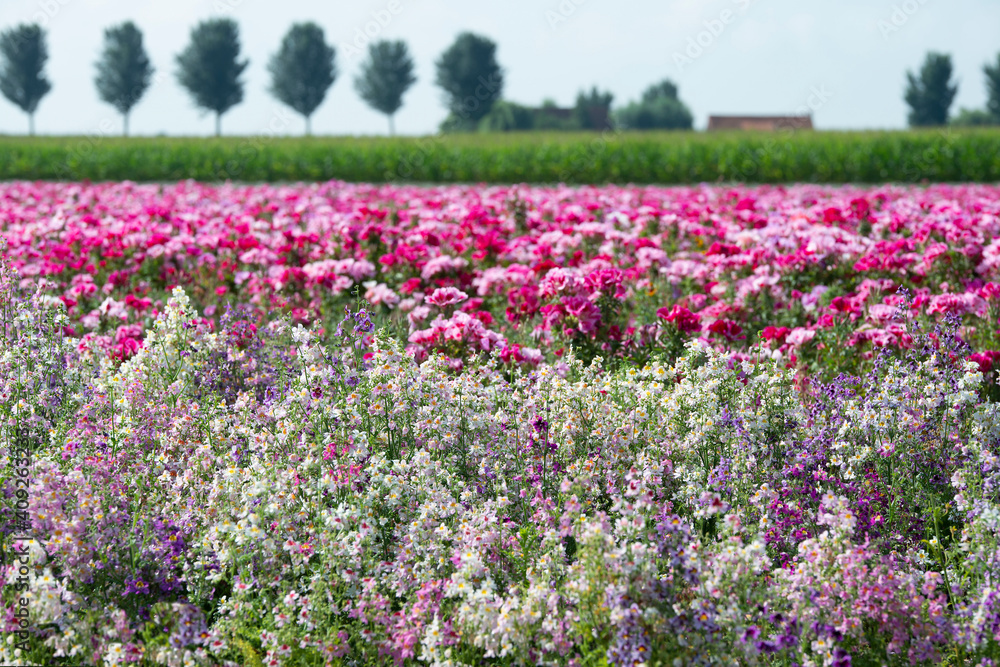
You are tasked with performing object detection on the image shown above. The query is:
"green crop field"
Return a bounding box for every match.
[0,128,998,184]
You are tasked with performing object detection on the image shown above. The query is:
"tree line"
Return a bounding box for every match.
[0,20,695,136]
[0,19,417,136]
[4,19,992,136]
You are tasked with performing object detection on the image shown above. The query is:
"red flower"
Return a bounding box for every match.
[124,294,152,312]
[704,242,742,257]
[829,296,854,313]
[850,197,871,220]
[657,305,701,334]
[822,207,845,224]
[707,319,744,341]
[760,326,790,343]
[399,278,422,294]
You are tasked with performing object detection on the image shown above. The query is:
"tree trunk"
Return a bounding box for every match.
[215,112,221,137]
[306,115,312,137]
[123,112,129,138]
[29,113,34,137]
[389,114,395,137]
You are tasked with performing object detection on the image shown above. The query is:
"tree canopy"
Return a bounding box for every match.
[985,53,1000,124]
[268,22,336,136]
[574,87,614,130]
[0,24,52,135]
[176,18,248,136]
[904,52,958,127]
[95,21,154,136]
[355,40,416,135]
[435,32,503,130]
[614,79,693,130]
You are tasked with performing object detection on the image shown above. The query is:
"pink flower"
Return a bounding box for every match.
[506,284,540,323]
[111,337,141,361]
[867,303,899,324]
[365,282,400,307]
[979,282,1000,301]
[968,351,1000,373]
[585,268,627,300]
[786,327,816,347]
[539,267,583,298]
[426,286,468,307]
[562,296,601,335]
[926,292,988,317]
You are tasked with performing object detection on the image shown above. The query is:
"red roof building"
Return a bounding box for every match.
[707,115,813,131]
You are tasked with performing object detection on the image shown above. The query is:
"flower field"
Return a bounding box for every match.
[3,180,1000,666]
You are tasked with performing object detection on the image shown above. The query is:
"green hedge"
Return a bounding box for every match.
[0,128,998,183]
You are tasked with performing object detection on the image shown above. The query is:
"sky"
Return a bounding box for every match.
[0,0,997,137]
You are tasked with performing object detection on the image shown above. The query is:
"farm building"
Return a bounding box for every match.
[707,115,814,131]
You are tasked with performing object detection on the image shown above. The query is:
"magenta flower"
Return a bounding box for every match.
[658,305,701,334]
[562,295,601,335]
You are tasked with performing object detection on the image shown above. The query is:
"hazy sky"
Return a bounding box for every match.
[0,0,996,136]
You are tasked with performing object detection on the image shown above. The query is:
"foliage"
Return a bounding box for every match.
[355,40,416,136]
[479,99,586,133]
[985,52,1000,124]
[905,52,958,127]
[4,129,1000,183]
[94,21,155,137]
[267,22,337,136]
[614,79,693,130]
[951,107,996,127]
[175,18,249,137]
[531,99,576,131]
[0,23,51,135]
[478,100,536,132]
[573,86,613,130]
[435,32,504,127]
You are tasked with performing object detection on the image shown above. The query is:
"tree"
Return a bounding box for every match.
[268,23,336,136]
[641,80,680,104]
[0,24,51,136]
[951,108,996,127]
[95,21,154,137]
[614,79,693,130]
[985,53,1000,123]
[574,87,613,130]
[176,18,248,137]
[904,52,958,127]
[435,32,503,131]
[355,40,416,136]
